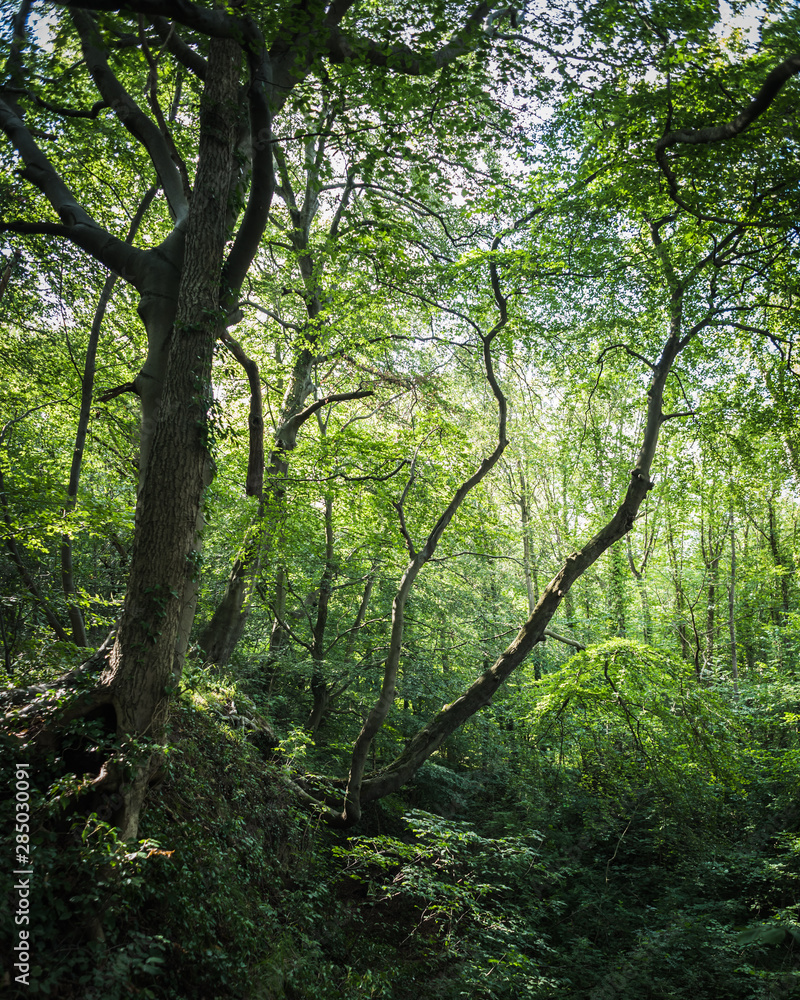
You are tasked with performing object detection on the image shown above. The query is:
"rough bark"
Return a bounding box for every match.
[100,37,241,840]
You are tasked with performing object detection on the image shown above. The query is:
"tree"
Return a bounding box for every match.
[2,1,798,843]
[0,0,526,838]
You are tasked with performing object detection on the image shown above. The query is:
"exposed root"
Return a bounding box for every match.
[1,631,160,840]
[1,630,115,722]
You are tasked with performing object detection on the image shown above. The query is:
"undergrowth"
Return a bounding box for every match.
[1,643,799,998]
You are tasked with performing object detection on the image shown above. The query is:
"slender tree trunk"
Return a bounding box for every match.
[767,497,789,625]
[519,474,536,618]
[609,540,627,637]
[729,523,739,701]
[267,565,289,658]
[307,496,335,732]
[626,534,653,644]
[199,345,316,663]
[0,249,20,305]
[347,287,695,819]
[667,524,691,660]
[704,522,722,674]
[60,188,156,647]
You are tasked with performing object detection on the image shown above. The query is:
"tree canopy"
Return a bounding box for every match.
[1,1,799,996]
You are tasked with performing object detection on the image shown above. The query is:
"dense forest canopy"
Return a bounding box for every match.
[0,0,799,997]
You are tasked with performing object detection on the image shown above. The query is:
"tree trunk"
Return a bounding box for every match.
[702,520,724,675]
[667,523,691,661]
[520,482,536,618]
[608,540,627,637]
[729,523,739,701]
[60,188,156,647]
[307,496,335,732]
[199,345,316,663]
[346,295,694,819]
[99,38,240,840]
[767,497,789,625]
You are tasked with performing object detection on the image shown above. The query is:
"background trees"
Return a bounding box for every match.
[1,2,800,996]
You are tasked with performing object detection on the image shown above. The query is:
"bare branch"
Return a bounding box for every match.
[56,0,241,41]
[150,15,207,79]
[543,629,585,651]
[277,390,375,449]
[97,382,139,403]
[3,87,108,119]
[326,3,493,76]
[337,236,512,825]
[597,342,657,370]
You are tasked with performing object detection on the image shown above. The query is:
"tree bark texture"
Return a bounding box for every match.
[100,38,240,839]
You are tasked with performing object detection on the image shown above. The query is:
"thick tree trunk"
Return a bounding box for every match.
[99,38,240,840]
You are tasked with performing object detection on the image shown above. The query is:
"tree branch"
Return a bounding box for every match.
[150,15,207,79]
[220,331,264,498]
[655,54,800,213]
[326,3,494,76]
[0,99,147,283]
[71,9,189,225]
[222,43,274,307]
[277,390,374,449]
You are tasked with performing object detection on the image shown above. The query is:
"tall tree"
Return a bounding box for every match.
[0,0,524,838]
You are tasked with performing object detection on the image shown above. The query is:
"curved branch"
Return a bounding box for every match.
[220,331,264,499]
[543,629,585,651]
[57,0,240,40]
[71,9,189,225]
[337,244,511,826]
[597,342,657,369]
[277,390,374,449]
[656,54,800,154]
[3,88,108,119]
[0,99,147,283]
[326,2,493,76]
[150,15,207,79]
[655,54,800,212]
